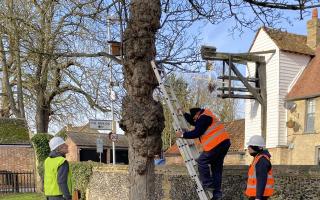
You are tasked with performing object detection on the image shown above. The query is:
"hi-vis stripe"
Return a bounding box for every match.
[203,128,226,146]
[246,185,273,189]
[248,175,273,179]
[203,121,222,136]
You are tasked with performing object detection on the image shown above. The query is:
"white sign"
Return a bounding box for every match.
[96,138,104,153]
[89,119,112,130]
[109,133,118,142]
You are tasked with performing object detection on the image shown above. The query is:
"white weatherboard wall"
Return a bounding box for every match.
[246,29,311,148]
[278,52,310,145]
[245,29,279,148]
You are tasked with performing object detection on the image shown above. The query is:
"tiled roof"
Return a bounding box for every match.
[65,123,100,134]
[224,119,245,152]
[251,27,314,55]
[0,118,30,144]
[287,47,320,100]
[165,119,245,156]
[67,132,128,148]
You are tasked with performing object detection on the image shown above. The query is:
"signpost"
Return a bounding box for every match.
[109,133,118,142]
[96,138,104,163]
[89,119,112,130]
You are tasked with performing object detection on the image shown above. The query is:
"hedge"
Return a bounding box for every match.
[31,133,53,182]
[70,161,99,199]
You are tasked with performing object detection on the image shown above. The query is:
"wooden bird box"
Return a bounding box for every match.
[108,40,121,56]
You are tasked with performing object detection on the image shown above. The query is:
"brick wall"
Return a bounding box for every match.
[87,165,320,200]
[224,152,246,165]
[0,145,35,172]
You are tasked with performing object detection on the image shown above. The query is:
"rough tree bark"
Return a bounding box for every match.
[120,0,164,199]
[35,93,50,133]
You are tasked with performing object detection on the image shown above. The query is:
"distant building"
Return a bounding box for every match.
[0,118,35,172]
[285,43,320,165]
[61,123,129,164]
[246,9,320,165]
[165,119,245,165]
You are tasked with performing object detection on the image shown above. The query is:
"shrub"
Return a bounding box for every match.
[70,161,99,200]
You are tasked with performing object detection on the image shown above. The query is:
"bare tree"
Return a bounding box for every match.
[119,1,320,199]
[1,1,320,199]
[0,0,118,132]
[0,0,26,118]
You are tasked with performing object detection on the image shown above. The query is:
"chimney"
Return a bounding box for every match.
[307,8,320,50]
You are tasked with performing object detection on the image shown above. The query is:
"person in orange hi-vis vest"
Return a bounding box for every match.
[246,135,274,200]
[176,107,231,200]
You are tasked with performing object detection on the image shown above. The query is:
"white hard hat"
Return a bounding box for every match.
[49,137,65,151]
[246,135,266,147]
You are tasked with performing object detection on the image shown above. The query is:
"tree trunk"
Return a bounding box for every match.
[35,92,50,133]
[0,77,10,117]
[120,0,164,200]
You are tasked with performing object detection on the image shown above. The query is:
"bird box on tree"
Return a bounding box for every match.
[108,40,121,56]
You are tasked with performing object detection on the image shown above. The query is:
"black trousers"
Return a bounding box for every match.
[248,197,269,200]
[46,196,65,200]
[197,139,231,198]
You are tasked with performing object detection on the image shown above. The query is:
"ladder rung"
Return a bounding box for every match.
[151,60,210,200]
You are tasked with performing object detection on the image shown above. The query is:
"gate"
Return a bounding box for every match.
[0,171,36,193]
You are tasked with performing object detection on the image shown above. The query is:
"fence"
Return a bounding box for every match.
[0,171,35,193]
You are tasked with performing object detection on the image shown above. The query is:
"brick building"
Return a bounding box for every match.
[164,119,245,165]
[62,123,129,164]
[0,118,35,172]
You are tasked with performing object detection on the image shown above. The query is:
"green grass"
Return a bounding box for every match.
[0,193,44,200]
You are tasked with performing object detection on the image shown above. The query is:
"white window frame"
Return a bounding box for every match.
[315,146,320,165]
[305,98,316,133]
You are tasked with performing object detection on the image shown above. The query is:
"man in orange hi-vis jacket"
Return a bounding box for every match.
[246,135,274,200]
[176,107,231,200]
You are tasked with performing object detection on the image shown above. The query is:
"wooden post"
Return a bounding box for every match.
[107,148,111,164]
[228,57,232,97]
[257,62,267,139]
[228,60,263,103]
[222,61,225,96]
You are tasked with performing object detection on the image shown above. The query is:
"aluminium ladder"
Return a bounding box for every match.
[151,60,211,200]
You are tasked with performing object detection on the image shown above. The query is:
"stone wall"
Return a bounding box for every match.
[87,165,320,200]
[0,145,35,172]
[286,98,320,165]
[166,152,246,166]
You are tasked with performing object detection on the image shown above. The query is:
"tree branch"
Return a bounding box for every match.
[54,52,122,64]
[243,0,320,10]
[48,85,110,113]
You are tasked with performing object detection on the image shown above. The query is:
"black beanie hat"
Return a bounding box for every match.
[249,145,263,153]
[189,108,202,119]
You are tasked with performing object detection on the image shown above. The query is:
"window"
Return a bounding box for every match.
[305,99,316,133]
[316,147,320,165]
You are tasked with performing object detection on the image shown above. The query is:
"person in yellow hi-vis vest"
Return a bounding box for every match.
[44,137,72,200]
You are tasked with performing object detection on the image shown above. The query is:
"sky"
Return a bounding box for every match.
[185,9,314,119]
[48,9,315,133]
[201,10,311,53]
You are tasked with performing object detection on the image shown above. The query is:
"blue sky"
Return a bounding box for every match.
[185,10,314,119]
[201,10,311,53]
